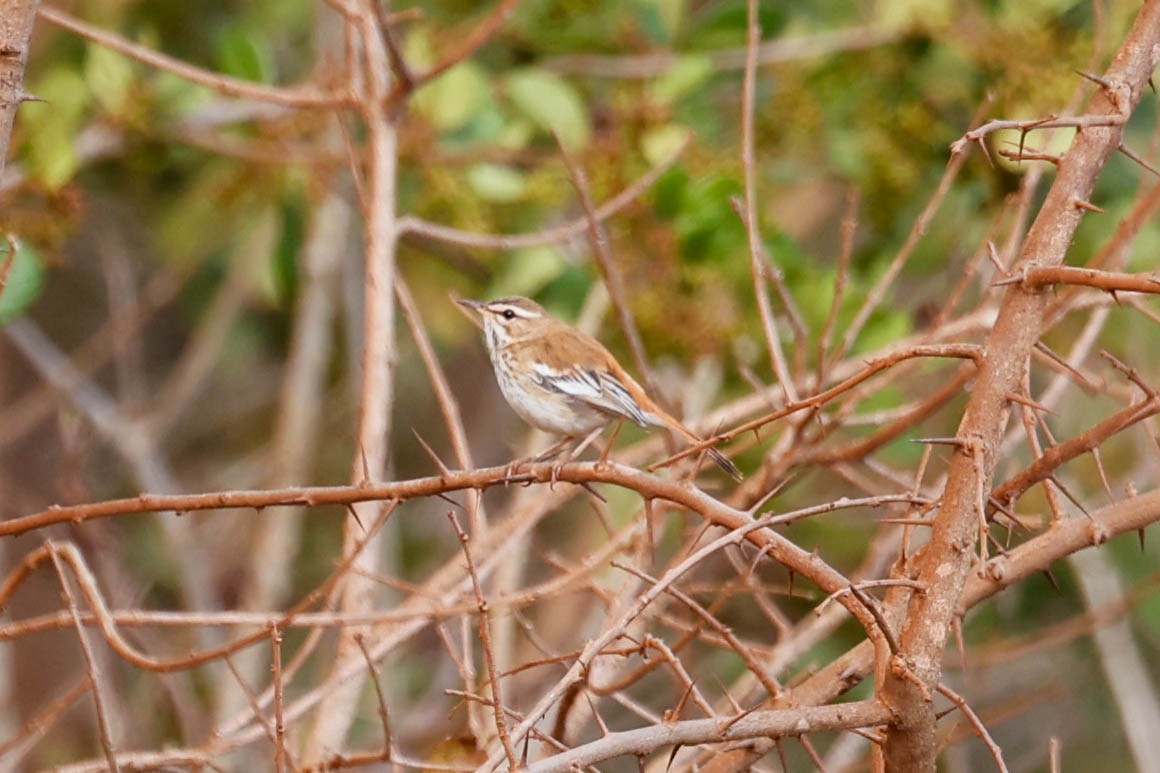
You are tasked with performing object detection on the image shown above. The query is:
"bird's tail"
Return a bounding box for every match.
[664,418,743,481]
[706,446,744,482]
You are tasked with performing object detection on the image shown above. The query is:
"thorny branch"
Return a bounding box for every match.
[5,2,1160,772]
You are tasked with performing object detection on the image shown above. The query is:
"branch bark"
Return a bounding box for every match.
[304,0,400,759]
[0,0,41,182]
[880,5,1160,768]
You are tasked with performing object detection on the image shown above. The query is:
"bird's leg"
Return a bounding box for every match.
[596,420,624,469]
[504,438,568,483]
[555,426,604,485]
[571,425,606,460]
[497,437,565,487]
[533,436,574,463]
[524,436,574,489]
[545,426,605,487]
[501,456,527,483]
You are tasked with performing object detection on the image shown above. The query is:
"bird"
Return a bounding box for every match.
[456,295,742,481]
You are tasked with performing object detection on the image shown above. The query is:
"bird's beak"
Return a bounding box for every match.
[451,295,485,330]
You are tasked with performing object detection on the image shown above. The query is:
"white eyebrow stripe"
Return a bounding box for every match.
[491,304,540,319]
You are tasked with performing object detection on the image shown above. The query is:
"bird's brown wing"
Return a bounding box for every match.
[520,330,659,427]
[519,330,743,480]
[530,363,657,427]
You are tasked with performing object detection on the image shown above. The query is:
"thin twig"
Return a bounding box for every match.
[37,6,343,107]
[445,511,519,769]
[557,134,656,392]
[271,626,286,773]
[395,137,688,248]
[48,543,121,773]
[936,683,1009,773]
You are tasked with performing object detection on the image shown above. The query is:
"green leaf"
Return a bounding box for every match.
[633,0,684,43]
[689,0,784,47]
[640,124,693,166]
[467,163,528,203]
[651,0,690,38]
[649,54,713,105]
[22,69,90,189]
[0,243,46,324]
[874,0,953,28]
[488,246,567,298]
[652,166,690,218]
[238,206,281,305]
[505,68,591,151]
[413,60,490,133]
[85,43,135,115]
[217,26,273,82]
[272,195,306,305]
[855,308,912,355]
[402,25,436,69]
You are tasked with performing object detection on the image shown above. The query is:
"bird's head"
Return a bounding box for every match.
[456,296,550,350]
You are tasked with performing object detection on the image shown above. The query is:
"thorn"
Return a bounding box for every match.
[358,445,372,485]
[1117,143,1160,178]
[19,92,46,104]
[1042,568,1060,592]
[1075,69,1113,90]
[1099,350,1157,397]
[411,428,453,477]
[985,241,1010,276]
[1005,391,1057,415]
[671,678,697,720]
[716,678,744,714]
[975,134,996,168]
[579,481,607,503]
[344,503,366,533]
[1035,341,1106,393]
[1048,475,1090,519]
[988,496,1028,533]
[934,705,957,720]
[435,492,465,511]
[719,704,761,732]
[991,274,1025,287]
[746,472,796,517]
[1072,198,1105,213]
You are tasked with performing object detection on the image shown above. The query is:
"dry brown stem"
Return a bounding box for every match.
[0,0,41,181]
[7,2,1160,771]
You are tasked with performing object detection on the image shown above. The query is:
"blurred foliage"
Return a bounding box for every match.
[3,0,1160,768]
[0,242,44,323]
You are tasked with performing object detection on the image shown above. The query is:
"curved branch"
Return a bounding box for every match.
[395,137,688,249]
[37,6,344,107]
[527,700,892,773]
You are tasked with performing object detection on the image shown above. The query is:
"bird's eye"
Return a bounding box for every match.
[501,309,516,320]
